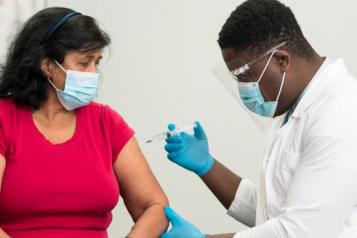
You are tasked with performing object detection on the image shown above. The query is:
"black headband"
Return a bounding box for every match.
[40,11,82,44]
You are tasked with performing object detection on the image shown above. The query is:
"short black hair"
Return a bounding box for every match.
[218,0,314,59]
[0,7,111,110]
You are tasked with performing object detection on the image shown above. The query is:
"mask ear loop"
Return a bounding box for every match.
[49,60,68,92]
[54,60,67,73]
[47,77,62,92]
[257,50,277,84]
[275,72,286,102]
[255,50,278,101]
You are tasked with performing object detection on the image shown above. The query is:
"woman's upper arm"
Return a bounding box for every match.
[113,137,168,221]
[0,155,6,191]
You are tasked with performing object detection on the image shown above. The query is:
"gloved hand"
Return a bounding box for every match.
[164,122,214,176]
[160,206,207,238]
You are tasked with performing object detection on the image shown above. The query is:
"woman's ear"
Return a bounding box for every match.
[40,58,54,78]
[274,50,290,73]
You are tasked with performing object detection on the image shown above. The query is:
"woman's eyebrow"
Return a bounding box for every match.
[80,54,103,61]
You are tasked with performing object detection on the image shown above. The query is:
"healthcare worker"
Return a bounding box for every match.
[160,0,357,237]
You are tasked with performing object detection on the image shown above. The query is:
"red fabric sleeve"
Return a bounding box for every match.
[0,99,10,158]
[0,113,5,157]
[102,105,134,163]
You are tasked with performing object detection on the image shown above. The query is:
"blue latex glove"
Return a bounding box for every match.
[164,121,214,176]
[160,206,207,238]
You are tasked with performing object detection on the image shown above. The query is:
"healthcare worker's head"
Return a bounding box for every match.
[218,0,323,117]
[0,7,110,110]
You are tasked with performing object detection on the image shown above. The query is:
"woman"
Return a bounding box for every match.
[0,7,168,238]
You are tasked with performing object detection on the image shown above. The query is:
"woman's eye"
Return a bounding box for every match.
[79,62,90,66]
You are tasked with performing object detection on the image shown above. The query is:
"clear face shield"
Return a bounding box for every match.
[211,42,287,131]
[97,46,111,88]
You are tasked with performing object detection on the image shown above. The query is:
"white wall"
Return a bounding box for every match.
[0,0,45,61]
[45,0,357,237]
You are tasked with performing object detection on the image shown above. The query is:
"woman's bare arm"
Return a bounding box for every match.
[0,155,11,238]
[0,228,11,238]
[114,137,169,238]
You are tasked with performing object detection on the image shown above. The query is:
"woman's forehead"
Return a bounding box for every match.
[64,50,103,60]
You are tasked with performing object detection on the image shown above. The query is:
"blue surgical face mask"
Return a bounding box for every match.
[237,51,286,118]
[48,61,99,110]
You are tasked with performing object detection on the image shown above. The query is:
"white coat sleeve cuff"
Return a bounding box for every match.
[227,178,257,227]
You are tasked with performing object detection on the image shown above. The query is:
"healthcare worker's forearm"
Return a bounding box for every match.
[207,233,235,238]
[0,228,11,238]
[126,203,168,238]
[201,159,242,209]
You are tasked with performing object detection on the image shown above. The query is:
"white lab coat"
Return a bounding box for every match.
[227,58,357,238]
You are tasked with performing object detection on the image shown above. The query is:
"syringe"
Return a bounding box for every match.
[145,124,196,143]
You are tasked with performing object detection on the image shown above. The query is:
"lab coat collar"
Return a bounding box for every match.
[290,58,347,118]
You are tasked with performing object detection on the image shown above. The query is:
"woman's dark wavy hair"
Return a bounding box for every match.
[0,7,111,110]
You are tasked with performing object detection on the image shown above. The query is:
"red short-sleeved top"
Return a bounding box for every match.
[0,99,134,238]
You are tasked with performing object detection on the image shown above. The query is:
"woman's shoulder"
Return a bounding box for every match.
[81,101,133,136]
[0,99,20,136]
[0,98,16,109]
[81,101,125,121]
[0,98,18,118]
[82,101,115,114]
[83,101,105,112]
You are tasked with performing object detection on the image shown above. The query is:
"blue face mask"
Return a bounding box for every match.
[237,51,286,118]
[48,61,99,110]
